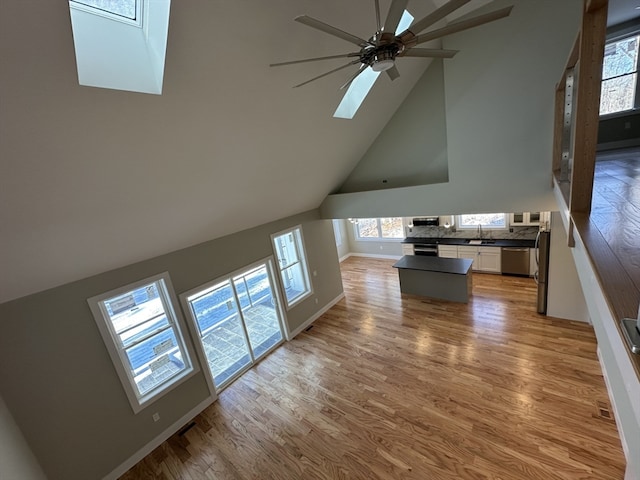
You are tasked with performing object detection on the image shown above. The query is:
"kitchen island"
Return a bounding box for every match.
[392,255,473,303]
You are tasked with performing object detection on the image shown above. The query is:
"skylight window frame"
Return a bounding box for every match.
[70,0,143,28]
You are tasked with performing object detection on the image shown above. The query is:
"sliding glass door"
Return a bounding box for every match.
[182,259,285,392]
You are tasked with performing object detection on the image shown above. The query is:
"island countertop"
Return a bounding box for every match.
[393,255,473,275]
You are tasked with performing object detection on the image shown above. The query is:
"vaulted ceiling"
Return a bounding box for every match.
[0,0,634,303]
[0,0,452,303]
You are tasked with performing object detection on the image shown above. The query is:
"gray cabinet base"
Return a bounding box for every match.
[396,268,472,303]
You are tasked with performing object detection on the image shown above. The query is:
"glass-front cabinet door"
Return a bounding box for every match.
[181,259,285,392]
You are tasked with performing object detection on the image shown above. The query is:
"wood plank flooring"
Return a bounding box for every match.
[120,258,626,480]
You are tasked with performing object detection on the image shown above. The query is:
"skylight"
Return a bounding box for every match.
[68,0,171,95]
[334,10,414,119]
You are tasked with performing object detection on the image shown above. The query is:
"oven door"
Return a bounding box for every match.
[414,244,438,256]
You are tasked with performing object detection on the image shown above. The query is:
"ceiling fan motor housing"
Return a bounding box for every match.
[361,33,402,71]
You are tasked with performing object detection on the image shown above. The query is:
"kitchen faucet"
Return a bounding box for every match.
[477,224,483,240]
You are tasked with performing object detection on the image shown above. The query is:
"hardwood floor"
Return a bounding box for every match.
[120,257,626,480]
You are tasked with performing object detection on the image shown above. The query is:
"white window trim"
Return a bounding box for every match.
[354,218,405,242]
[271,225,313,310]
[455,214,509,231]
[180,256,288,395]
[87,272,198,414]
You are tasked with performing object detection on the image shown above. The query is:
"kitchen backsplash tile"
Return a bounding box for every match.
[407,225,539,240]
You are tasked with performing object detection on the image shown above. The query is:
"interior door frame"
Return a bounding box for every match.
[179,256,288,396]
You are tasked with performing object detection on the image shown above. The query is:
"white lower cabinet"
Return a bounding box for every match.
[457,246,478,270]
[456,246,501,273]
[438,245,458,258]
[477,247,501,273]
[401,244,415,255]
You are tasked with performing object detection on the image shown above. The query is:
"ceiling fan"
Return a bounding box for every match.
[270,0,513,118]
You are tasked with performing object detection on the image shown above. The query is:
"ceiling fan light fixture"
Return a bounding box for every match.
[371,58,395,72]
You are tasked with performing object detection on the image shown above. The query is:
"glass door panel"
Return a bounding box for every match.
[186,280,252,389]
[182,259,286,393]
[232,265,284,359]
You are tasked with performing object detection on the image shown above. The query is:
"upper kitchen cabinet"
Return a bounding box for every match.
[509,212,550,228]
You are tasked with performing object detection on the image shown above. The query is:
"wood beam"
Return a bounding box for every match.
[569,0,607,214]
[586,0,608,13]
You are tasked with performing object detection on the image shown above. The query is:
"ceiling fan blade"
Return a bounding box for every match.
[293,59,362,88]
[383,0,409,33]
[400,48,459,58]
[270,53,359,67]
[295,15,369,47]
[405,0,471,36]
[340,64,368,90]
[386,65,400,81]
[374,0,382,33]
[414,6,514,45]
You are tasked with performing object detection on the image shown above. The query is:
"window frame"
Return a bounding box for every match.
[354,217,405,241]
[271,225,313,310]
[599,30,640,117]
[455,213,509,231]
[87,272,198,413]
[180,256,287,395]
[69,0,142,27]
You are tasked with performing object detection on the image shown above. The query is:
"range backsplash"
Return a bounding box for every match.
[407,225,539,240]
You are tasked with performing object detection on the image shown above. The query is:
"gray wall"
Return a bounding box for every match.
[344,221,404,257]
[321,0,582,219]
[332,219,351,260]
[0,209,343,480]
[0,395,47,480]
[597,111,640,150]
[337,59,449,193]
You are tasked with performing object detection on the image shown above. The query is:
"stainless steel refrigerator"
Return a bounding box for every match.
[535,231,551,314]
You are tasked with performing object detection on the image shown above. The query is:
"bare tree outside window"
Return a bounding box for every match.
[600,35,639,115]
[380,218,404,238]
[356,218,404,239]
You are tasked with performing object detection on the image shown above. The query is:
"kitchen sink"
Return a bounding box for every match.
[466,239,496,245]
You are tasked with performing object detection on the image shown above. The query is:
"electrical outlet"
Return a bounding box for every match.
[313,270,317,277]
[152,413,160,422]
[315,298,318,304]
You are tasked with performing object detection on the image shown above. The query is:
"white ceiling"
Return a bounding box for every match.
[0,0,451,303]
[0,0,635,304]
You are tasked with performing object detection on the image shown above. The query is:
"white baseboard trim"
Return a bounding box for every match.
[287,292,345,340]
[102,396,215,480]
[348,253,402,260]
[339,253,351,263]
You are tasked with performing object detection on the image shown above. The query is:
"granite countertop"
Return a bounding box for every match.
[393,255,473,275]
[402,237,536,248]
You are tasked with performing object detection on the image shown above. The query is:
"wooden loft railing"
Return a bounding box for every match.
[552,0,640,378]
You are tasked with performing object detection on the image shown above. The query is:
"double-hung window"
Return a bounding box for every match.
[87,272,197,413]
[272,226,312,309]
[355,218,404,240]
[600,33,640,115]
